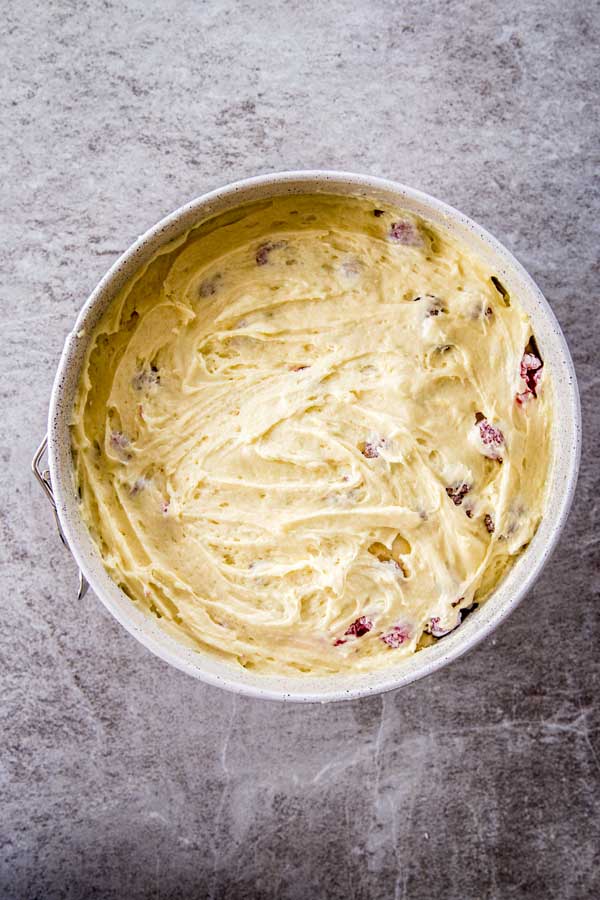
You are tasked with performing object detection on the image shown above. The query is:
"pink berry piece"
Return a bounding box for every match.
[478,417,505,461]
[111,432,128,448]
[132,365,160,391]
[518,346,544,402]
[110,431,131,460]
[381,624,410,648]
[516,339,543,404]
[362,443,379,459]
[345,616,373,638]
[129,477,149,497]
[388,220,423,246]
[255,244,271,266]
[427,614,461,638]
[199,273,222,297]
[446,483,470,506]
[255,240,287,266]
[360,437,385,459]
[340,257,362,278]
[484,513,495,534]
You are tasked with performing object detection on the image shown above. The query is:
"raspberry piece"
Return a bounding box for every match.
[389,220,422,245]
[334,616,373,646]
[446,483,470,506]
[199,274,221,297]
[484,514,495,534]
[478,418,505,460]
[110,432,129,450]
[381,625,410,648]
[345,616,373,638]
[517,339,543,404]
[132,366,160,391]
[340,257,362,277]
[130,478,148,497]
[362,443,379,459]
[427,615,460,638]
[109,431,132,462]
[255,240,286,265]
[360,437,385,459]
[427,602,478,638]
[256,243,272,266]
[520,352,543,396]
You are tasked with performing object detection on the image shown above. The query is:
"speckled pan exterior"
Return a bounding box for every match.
[45,171,581,702]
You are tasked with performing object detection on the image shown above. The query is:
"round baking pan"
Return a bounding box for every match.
[34,171,581,701]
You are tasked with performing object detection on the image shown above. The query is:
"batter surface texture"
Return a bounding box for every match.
[71,194,551,675]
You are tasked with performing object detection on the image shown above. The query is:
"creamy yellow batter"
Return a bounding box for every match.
[71,194,551,675]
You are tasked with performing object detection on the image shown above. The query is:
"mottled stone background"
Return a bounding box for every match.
[2,0,598,898]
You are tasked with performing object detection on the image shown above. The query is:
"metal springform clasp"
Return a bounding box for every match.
[32,436,89,600]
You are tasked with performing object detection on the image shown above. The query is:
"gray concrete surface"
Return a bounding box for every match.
[2,0,599,897]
